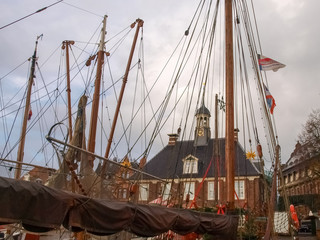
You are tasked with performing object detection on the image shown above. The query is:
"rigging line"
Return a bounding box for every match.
[0,79,28,113]
[147,18,208,152]
[101,63,141,159]
[107,28,134,57]
[61,0,103,18]
[238,0,276,153]
[123,37,188,152]
[176,3,217,131]
[103,54,139,157]
[99,70,105,157]
[35,63,68,164]
[1,76,73,162]
[145,32,213,158]
[112,42,145,157]
[200,0,220,108]
[139,34,148,153]
[235,19,255,143]
[146,61,201,158]
[0,0,63,30]
[61,2,103,18]
[0,59,30,83]
[128,60,140,153]
[38,43,62,69]
[243,0,278,148]
[249,0,263,57]
[237,52,252,145]
[69,45,93,93]
[0,68,30,159]
[0,46,72,114]
[36,63,65,123]
[170,39,190,134]
[121,2,208,158]
[186,0,206,33]
[34,75,50,166]
[105,25,133,45]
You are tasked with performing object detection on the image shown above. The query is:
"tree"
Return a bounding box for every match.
[298,109,320,153]
[298,109,320,178]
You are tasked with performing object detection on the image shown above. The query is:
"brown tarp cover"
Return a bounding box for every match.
[0,177,238,238]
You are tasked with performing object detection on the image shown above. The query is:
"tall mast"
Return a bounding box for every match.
[87,15,107,167]
[264,144,280,239]
[100,19,144,178]
[225,0,235,210]
[15,35,40,179]
[214,94,219,204]
[62,40,75,142]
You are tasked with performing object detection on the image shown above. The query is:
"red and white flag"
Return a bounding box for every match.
[258,54,285,72]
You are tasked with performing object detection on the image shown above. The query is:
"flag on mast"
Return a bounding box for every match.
[28,108,32,120]
[264,84,276,114]
[258,54,285,72]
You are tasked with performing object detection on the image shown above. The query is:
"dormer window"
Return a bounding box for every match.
[183,155,198,174]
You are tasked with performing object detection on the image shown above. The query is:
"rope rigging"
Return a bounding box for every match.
[0,2,290,237]
[0,0,64,30]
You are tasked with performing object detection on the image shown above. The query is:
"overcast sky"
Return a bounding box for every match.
[1,0,320,177]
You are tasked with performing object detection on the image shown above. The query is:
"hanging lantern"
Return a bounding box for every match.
[257,144,263,158]
[139,156,147,169]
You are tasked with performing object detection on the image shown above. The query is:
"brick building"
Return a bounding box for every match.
[279,142,320,212]
[135,104,264,211]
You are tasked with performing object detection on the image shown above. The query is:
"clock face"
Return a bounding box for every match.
[198,128,204,136]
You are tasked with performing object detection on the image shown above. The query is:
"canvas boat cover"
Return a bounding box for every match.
[0,177,238,238]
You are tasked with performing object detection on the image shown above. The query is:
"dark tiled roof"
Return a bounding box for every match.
[142,138,261,180]
[196,104,211,116]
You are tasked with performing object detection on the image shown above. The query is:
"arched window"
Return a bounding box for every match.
[182,155,198,174]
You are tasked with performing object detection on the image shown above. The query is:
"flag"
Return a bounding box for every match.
[264,84,276,114]
[28,109,32,120]
[258,54,285,72]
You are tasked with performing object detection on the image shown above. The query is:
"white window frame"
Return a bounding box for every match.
[183,155,198,174]
[235,180,245,200]
[123,189,127,199]
[161,183,171,200]
[207,181,219,200]
[139,183,149,201]
[183,182,195,200]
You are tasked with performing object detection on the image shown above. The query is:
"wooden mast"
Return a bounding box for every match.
[100,19,144,180]
[214,94,219,204]
[62,40,75,142]
[264,144,280,239]
[225,0,235,210]
[87,15,107,167]
[15,35,40,179]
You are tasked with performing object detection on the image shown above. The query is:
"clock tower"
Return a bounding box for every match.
[194,103,211,146]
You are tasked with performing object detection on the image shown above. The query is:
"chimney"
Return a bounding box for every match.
[168,133,179,146]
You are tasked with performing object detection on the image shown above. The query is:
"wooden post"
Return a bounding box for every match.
[225,0,235,210]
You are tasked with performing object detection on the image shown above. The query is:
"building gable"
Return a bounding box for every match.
[143,138,261,180]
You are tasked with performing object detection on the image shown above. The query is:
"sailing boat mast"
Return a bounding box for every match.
[214,94,219,204]
[15,35,40,179]
[62,40,75,142]
[225,0,235,210]
[87,15,107,167]
[101,19,144,177]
